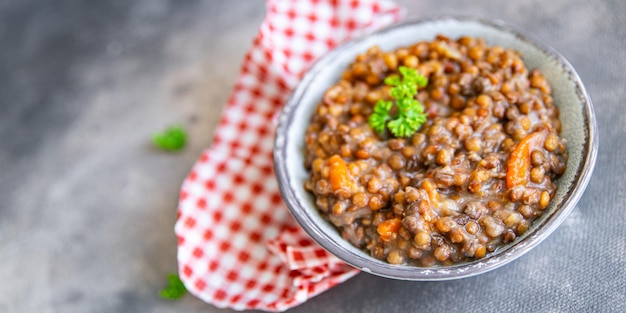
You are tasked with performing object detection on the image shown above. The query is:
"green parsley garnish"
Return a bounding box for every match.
[152,125,187,151]
[368,66,428,137]
[160,273,187,300]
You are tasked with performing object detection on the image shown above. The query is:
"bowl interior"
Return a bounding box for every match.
[274,17,597,280]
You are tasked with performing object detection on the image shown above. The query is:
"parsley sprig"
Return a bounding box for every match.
[160,273,187,300]
[152,125,187,152]
[368,66,428,138]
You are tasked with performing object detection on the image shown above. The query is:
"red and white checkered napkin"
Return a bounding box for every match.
[175,0,402,311]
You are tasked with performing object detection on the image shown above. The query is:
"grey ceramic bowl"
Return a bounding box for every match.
[274,17,598,280]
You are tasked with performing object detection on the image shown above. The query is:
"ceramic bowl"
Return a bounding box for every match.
[274,17,598,280]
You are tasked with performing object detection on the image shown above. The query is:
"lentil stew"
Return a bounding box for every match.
[303,35,568,266]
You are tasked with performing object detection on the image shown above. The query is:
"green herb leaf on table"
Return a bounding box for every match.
[152,125,187,151]
[160,273,187,300]
[369,66,428,138]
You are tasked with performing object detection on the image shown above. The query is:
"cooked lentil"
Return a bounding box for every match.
[303,35,568,266]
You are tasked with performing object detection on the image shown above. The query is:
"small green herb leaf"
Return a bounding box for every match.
[153,125,187,151]
[399,66,428,87]
[368,100,393,134]
[369,66,429,137]
[160,273,187,300]
[383,75,401,86]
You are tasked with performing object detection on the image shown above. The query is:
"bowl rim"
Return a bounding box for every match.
[274,16,598,280]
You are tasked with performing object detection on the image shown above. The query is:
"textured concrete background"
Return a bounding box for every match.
[0,0,624,312]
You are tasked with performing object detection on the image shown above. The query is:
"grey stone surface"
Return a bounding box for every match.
[0,0,623,312]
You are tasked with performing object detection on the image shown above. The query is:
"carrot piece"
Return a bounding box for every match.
[421,180,439,204]
[327,155,351,191]
[506,132,544,189]
[377,218,402,242]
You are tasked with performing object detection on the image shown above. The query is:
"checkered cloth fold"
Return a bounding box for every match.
[175,0,402,311]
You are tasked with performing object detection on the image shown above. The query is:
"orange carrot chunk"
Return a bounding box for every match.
[506,132,544,189]
[377,218,402,242]
[328,154,351,191]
